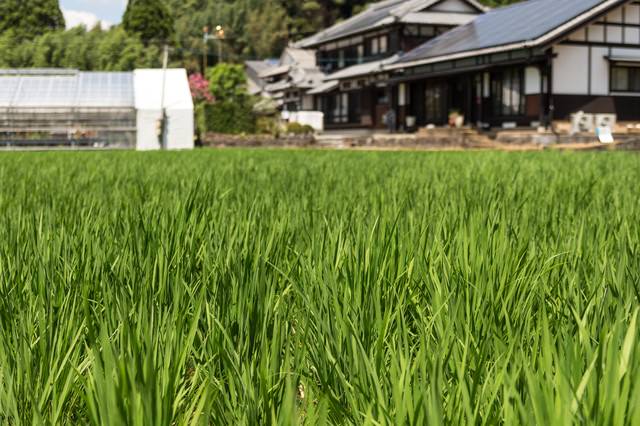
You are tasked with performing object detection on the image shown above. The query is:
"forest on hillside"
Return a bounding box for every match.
[0,0,520,71]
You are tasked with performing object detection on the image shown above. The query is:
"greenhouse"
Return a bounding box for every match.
[0,68,194,150]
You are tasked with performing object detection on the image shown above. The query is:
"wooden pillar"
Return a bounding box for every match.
[544,49,555,129]
[538,63,545,126]
[466,74,473,127]
[477,73,484,130]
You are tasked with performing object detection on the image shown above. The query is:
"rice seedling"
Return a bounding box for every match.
[0,150,638,425]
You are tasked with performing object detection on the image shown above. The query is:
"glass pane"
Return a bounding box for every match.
[379,36,388,53]
[404,25,419,37]
[630,68,640,92]
[502,72,511,116]
[511,71,521,115]
[371,38,379,55]
[420,26,435,37]
[611,67,628,91]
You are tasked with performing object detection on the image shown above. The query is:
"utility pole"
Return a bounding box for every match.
[203,25,226,69]
[202,26,209,73]
[216,25,224,63]
[158,44,169,150]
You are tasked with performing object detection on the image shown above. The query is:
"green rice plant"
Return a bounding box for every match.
[0,150,638,425]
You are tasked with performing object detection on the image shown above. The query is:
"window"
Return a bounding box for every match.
[491,68,525,117]
[348,92,361,122]
[611,65,640,92]
[338,50,345,69]
[371,38,379,55]
[329,93,349,123]
[398,83,408,107]
[425,83,445,122]
[420,26,435,37]
[368,35,388,56]
[379,36,388,53]
[340,93,349,123]
[404,25,419,37]
[376,89,389,105]
[357,45,364,64]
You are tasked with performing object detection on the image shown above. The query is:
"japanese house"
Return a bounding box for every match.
[297,0,488,129]
[385,0,640,130]
[250,48,324,112]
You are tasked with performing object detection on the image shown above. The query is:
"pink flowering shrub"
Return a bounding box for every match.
[189,73,214,103]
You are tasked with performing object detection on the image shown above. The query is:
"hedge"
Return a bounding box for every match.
[201,101,256,135]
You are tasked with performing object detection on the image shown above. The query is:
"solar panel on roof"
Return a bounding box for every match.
[396,0,621,64]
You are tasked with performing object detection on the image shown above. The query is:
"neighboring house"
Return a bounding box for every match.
[384,0,640,129]
[283,66,326,111]
[245,60,277,97]
[252,47,323,112]
[297,0,487,129]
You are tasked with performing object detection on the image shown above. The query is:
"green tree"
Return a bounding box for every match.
[207,63,248,103]
[245,0,290,58]
[0,0,65,39]
[123,0,174,43]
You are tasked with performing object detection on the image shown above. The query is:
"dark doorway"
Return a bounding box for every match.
[374,87,390,128]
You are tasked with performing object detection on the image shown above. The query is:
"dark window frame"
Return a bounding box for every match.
[610,64,640,93]
[425,81,446,123]
[490,67,525,118]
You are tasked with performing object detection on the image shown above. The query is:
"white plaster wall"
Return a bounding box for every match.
[607,7,624,23]
[607,26,623,43]
[590,47,609,96]
[570,3,640,44]
[302,95,314,110]
[525,66,541,95]
[553,45,589,95]
[568,28,586,42]
[627,3,640,23]
[625,27,640,44]
[626,3,640,43]
[588,25,605,43]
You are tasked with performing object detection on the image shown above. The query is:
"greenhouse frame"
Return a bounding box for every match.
[0,68,194,150]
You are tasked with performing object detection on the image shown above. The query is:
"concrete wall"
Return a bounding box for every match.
[288,111,325,131]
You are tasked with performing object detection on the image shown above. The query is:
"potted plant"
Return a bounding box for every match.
[448,110,465,128]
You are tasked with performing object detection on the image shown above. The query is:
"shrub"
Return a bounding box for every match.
[206,63,248,103]
[286,122,315,136]
[256,116,281,137]
[203,101,255,134]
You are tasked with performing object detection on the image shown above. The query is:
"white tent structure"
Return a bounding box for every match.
[134,69,194,151]
[0,68,194,150]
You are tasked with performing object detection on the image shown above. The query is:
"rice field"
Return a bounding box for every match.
[0,150,639,425]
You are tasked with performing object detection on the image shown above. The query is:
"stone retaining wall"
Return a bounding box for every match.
[202,130,640,151]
